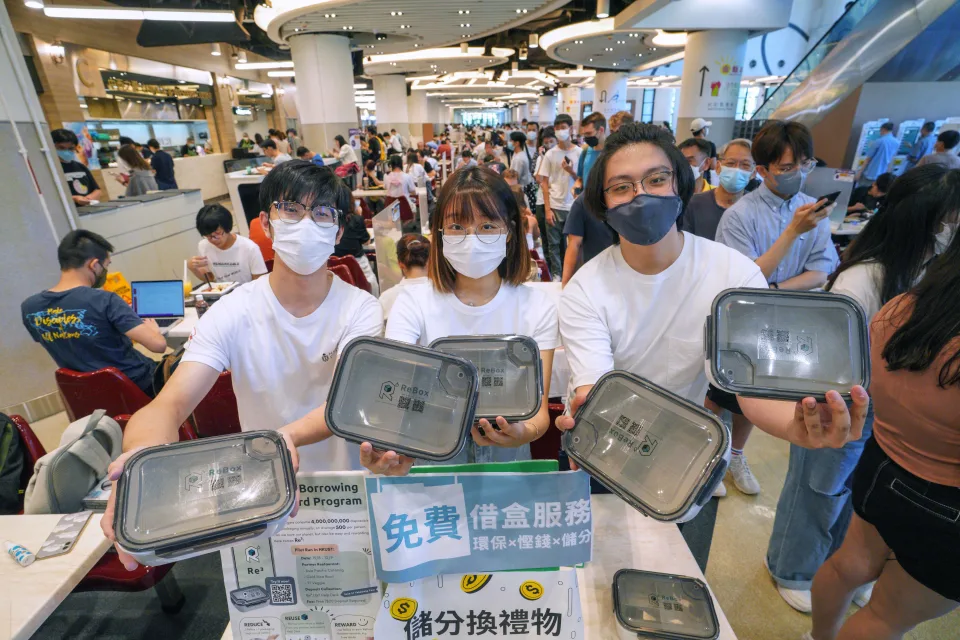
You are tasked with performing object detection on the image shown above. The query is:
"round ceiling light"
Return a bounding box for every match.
[651,30,687,47]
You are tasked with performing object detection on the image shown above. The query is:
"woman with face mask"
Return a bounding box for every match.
[374,166,557,467]
[554,123,870,570]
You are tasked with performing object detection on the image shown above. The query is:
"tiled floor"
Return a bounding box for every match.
[707,429,959,639]
[28,412,958,639]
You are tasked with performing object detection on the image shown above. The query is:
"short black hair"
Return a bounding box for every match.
[874,172,895,193]
[751,120,814,167]
[296,146,311,157]
[583,123,695,245]
[261,138,278,151]
[939,130,960,150]
[258,160,350,228]
[407,151,419,164]
[119,136,135,146]
[196,204,233,236]
[334,135,347,148]
[554,114,573,128]
[51,129,78,146]
[147,138,160,149]
[880,122,895,133]
[678,137,711,158]
[922,121,936,133]
[366,125,378,135]
[286,128,297,135]
[581,111,606,130]
[461,149,472,158]
[483,154,495,163]
[57,230,113,270]
[509,131,527,145]
[389,155,403,170]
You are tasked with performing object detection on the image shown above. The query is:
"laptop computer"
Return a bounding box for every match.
[801,167,856,225]
[130,280,184,335]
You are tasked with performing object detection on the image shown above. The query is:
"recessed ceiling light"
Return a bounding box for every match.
[460,23,470,27]
[617,40,625,44]
[589,58,593,62]
[612,63,618,66]
[605,47,613,51]
[413,44,420,48]
[342,25,353,30]
[390,62,397,66]
[390,11,403,16]
[400,24,409,28]
[574,40,583,44]
[637,52,643,57]
[323,13,336,18]
[458,9,470,14]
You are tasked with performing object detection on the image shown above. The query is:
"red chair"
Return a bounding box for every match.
[56,367,151,422]
[191,372,242,438]
[529,249,540,261]
[329,255,372,293]
[330,264,356,287]
[535,259,552,282]
[383,195,415,222]
[358,198,375,221]
[530,403,565,461]
[9,415,45,513]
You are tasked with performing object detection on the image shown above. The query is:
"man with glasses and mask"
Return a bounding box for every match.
[100,161,402,571]
[22,230,166,397]
[716,121,838,290]
[682,139,755,241]
[188,204,267,284]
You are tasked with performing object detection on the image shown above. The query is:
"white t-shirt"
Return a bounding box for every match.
[384,171,417,209]
[183,275,383,471]
[534,156,545,206]
[829,261,884,322]
[378,276,429,320]
[537,145,581,211]
[197,235,267,284]
[406,163,427,184]
[337,144,359,166]
[272,153,292,165]
[385,282,559,354]
[560,233,768,404]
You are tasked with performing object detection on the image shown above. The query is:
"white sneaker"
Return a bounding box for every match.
[777,585,812,613]
[853,582,874,608]
[728,453,761,495]
[712,481,727,498]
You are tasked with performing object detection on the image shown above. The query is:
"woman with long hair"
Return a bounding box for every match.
[117,144,157,197]
[368,166,556,467]
[808,169,960,640]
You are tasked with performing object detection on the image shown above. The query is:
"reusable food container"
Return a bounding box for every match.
[705,288,870,400]
[613,569,719,640]
[325,337,479,461]
[429,335,542,422]
[114,431,296,565]
[563,371,729,523]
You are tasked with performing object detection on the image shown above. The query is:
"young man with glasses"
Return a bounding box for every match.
[102,161,392,570]
[681,139,755,242]
[715,120,838,290]
[188,204,267,284]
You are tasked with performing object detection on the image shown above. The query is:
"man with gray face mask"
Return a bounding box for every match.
[715,120,839,290]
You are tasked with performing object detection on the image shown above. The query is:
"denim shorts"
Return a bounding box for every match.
[853,436,960,601]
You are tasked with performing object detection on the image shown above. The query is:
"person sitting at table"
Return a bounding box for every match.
[405,151,427,184]
[117,144,157,197]
[848,172,893,215]
[456,149,477,171]
[553,123,870,572]
[297,146,325,167]
[257,139,292,174]
[332,135,359,167]
[363,159,383,187]
[101,161,404,570]
[419,148,438,177]
[379,233,430,318]
[52,128,102,206]
[188,204,267,284]
[334,200,379,296]
[367,166,557,469]
[21,230,166,397]
[252,133,265,156]
[384,155,417,212]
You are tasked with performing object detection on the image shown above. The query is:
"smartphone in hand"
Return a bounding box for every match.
[815,191,843,212]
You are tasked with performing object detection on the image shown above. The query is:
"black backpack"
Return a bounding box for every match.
[0,413,25,514]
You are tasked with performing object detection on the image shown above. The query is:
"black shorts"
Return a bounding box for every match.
[705,384,743,416]
[852,436,960,601]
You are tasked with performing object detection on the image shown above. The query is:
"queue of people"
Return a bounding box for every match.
[25,113,960,640]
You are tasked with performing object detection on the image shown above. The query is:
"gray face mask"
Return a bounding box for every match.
[606,194,683,246]
[768,168,805,198]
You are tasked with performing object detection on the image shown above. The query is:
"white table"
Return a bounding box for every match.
[353,187,429,223]
[0,514,110,640]
[220,494,735,640]
[831,221,866,236]
[166,306,199,349]
[224,170,263,237]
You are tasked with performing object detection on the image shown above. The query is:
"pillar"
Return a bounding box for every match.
[208,75,237,153]
[426,97,441,132]
[593,72,628,119]
[677,30,748,146]
[373,74,410,139]
[288,34,358,154]
[538,95,556,124]
[558,87,581,124]
[518,103,529,122]
[407,90,430,144]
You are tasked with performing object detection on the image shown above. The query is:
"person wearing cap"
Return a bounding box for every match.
[690,118,718,184]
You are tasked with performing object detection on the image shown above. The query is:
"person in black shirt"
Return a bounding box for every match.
[147,139,178,190]
[21,230,167,396]
[180,136,197,157]
[52,128,101,206]
[366,125,383,161]
[334,203,378,295]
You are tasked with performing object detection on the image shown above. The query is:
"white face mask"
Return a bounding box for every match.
[270,218,338,276]
[555,129,571,142]
[690,163,702,181]
[526,131,537,141]
[935,221,957,255]
[443,235,507,279]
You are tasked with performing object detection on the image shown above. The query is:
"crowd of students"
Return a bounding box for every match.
[21,111,960,640]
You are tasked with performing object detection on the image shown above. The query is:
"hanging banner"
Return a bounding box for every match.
[375,569,584,639]
[365,472,592,583]
[220,472,379,640]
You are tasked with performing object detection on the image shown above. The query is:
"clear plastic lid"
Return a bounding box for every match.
[115,431,296,552]
[429,335,543,422]
[613,569,719,639]
[707,288,870,400]
[562,372,728,522]
[326,337,479,461]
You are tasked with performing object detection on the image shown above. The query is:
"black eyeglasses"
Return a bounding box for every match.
[272,201,341,228]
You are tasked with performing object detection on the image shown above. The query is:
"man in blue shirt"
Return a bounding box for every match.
[905,121,936,170]
[297,146,325,167]
[856,121,898,186]
[22,230,167,396]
